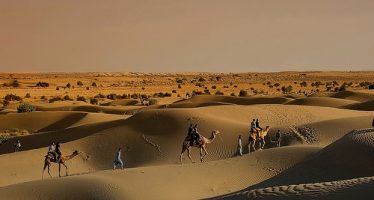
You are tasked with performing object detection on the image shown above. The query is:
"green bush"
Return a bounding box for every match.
[17,103,35,113]
[281,85,293,94]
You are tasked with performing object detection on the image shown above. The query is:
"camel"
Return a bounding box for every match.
[248,126,270,153]
[180,130,220,163]
[42,150,81,179]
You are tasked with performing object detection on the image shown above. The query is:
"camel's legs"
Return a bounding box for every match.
[180,145,189,164]
[199,148,203,162]
[187,148,193,163]
[62,162,68,176]
[59,163,61,177]
[42,163,46,179]
[47,164,52,178]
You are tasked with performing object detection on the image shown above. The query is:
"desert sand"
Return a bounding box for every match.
[0,72,373,200]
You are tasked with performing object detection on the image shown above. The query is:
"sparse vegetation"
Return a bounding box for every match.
[77,96,86,102]
[17,103,35,113]
[4,94,22,101]
[239,90,247,97]
[281,85,293,94]
[36,81,49,87]
[215,90,224,95]
[90,98,99,105]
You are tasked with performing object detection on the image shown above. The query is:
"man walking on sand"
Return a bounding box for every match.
[113,148,124,170]
[237,135,243,156]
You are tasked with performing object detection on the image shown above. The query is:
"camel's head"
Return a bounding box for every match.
[213,130,220,135]
[73,150,81,155]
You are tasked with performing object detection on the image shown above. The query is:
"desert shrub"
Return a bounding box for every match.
[94,93,106,98]
[172,90,177,93]
[338,84,347,91]
[281,85,293,94]
[192,90,203,96]
[90,98,98,105]
[178,84,182,89]
[49,96,63,103]
[176,78,184,84]
[148,98,158,105]
[130,93,139,99]
[195,82,204,87]
[17,103,35,113]
[253,89,263,95]
[91,82,97,87]
[230,92,236,96]
[4,94,22,101]
[300,81,307,87]
[359,82,372,88]
[121,94,129,99]
[36,81,49,87]
[153,92,172,98]
[63,95,73,101]
[198,77,206,82]
[56,86,60,90]
[66,83,71,88]
[211,85,217,89]
[25,93,31,98]
[204,89,211,94]
[40,96,47,100]
[274,83,281,87]
[2,100,9,106]
[223,85,229,88]
[77,81,84,86]
[77,96,86,102]
[86,87,90,90]
[233,85,238,88]
[239,90,247,97]
[215,90,224,95]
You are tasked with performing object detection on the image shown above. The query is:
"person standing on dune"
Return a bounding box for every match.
[14,139,21,152]
[237,135,243,156]
[113,148,124,170]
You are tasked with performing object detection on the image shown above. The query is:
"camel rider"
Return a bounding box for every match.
[55,142,62,162]
[250,119,257,133]
[256,119,262,131]
[187,124,194,139]
[193,124,201,145]
[48,142,56,160]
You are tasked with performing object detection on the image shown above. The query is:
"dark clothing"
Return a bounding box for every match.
[276,132,281,140]
[256,121,262,130]
[372,118,374,127]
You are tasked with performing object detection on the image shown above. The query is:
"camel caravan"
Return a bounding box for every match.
[180,119,271,163]
[40,119,272,178]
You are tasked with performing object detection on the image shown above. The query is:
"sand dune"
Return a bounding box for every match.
[218,128,374,199]
[286,97,359,108]
[0,146,319,199]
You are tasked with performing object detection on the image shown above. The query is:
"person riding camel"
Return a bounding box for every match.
[187,124,194,139]
[256,119,262,131]
[48,142,56,161]
[193,124,201,145]
[250,119,258,133]
[55,142,62,162]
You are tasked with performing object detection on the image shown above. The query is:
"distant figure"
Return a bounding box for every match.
[237,135,243,156]
[256,119,262,131]
[275,130,282,147]
[14,140,21,152]
[55,142,62,162]
[113,148,124,170]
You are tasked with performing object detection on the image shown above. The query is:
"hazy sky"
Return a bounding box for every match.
[0,0,373,72]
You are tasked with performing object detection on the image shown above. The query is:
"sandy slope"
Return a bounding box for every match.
[0,146,319,200]
[217,128,374,199]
